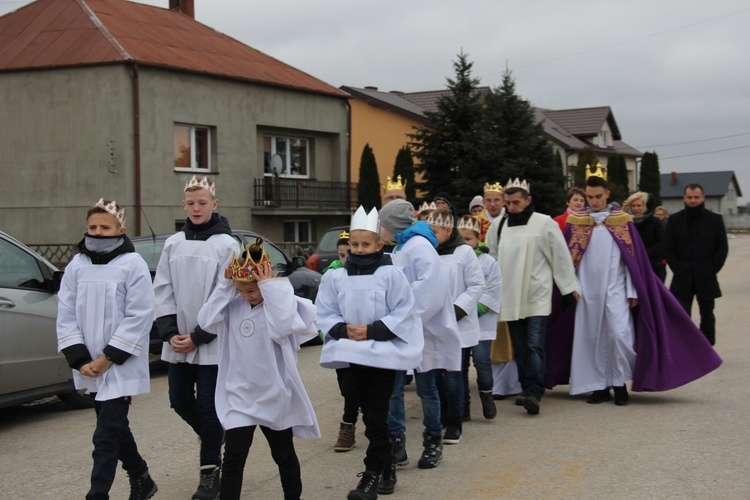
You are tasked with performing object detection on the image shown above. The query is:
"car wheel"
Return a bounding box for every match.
[57,389,94,409]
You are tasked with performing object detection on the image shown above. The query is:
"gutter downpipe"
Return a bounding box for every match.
[132,63,142,235]
[345,99,352,210]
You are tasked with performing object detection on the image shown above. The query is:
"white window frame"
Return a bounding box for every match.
[264,135,310,179]
[174,124,213,172]
[283,220,312,242]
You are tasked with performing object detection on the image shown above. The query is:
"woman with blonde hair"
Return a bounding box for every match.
[623,192,666,282]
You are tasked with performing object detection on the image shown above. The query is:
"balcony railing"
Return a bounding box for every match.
[253,177,357,211]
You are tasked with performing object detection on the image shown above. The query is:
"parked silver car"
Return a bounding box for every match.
[0,231,92,409]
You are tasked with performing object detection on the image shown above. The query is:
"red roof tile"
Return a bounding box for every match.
[0,0,345,98]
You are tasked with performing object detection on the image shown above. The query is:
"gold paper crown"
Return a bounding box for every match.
[184,175,216,196]
[425,210,454,228]
[457,215,480,234]
[505,177,531,193]
[229,238,272,282]
[418,201,437,213]
[383,175,406,192]
[93,198,126,227]
[338,230,350,240]
[483,182,505,194]
[585,162,607,181]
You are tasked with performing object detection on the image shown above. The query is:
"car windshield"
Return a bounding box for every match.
[317,229,343,253]
[132,239,166,270]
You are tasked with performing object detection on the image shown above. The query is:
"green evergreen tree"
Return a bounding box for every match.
[357,143,381,210]
[639,151,662,204]
[471,70,565,215]
[392,145,417,204]
[607,154,629,205]
[410,51,483,206]
[575,147,599,187]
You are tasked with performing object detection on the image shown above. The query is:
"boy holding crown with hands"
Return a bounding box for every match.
[153,175,240,499]
[57,199,157,499]
[316,206,423,499]
[197,238,320,500]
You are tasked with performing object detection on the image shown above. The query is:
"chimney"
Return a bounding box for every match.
[671,172,677,185]
[169,0,194,18]
[364,86,379,91]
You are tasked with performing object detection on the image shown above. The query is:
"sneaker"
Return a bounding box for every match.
[514,393,526,406]
[390,433,409,467]
[523,395,540,415]
[479,390,497,420]
[347,471,379,500]
[587,389,613,404]
[378,463,397,495]
[461,400,471,422]
[417,431,443,469]
[443,422,462,444]
[334,422,356,452]
[192,465,220,500]
[128,471,157,500]
[613,385,630,406]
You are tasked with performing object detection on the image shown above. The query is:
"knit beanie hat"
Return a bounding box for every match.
[433,192,453,208]
[379,199,416,233]
[469,195,484,211]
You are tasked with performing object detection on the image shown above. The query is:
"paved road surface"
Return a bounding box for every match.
[2,235,748,499]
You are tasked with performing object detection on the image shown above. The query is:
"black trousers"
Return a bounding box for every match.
[88,396,148,500]
[673,290,716,346]
[336,367,359,424]
[221,425,301,500]
[349,364,396,474]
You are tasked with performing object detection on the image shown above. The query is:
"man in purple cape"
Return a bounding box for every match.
[545,176,721,399]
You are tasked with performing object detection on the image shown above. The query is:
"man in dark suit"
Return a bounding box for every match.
[664,183,728,345]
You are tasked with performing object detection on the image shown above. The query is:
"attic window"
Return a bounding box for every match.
[174,124,212,171]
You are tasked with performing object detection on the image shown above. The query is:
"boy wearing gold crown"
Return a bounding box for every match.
[196,239,320,500]
[379,199,460,471]
[426,208,485,443]
[316,206,423,499]
[153,176,240,499]
[57,199,157,499]
[477,182,506,242]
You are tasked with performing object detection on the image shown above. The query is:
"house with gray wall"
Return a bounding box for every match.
[0,0,353,249]
[659,171,743,216]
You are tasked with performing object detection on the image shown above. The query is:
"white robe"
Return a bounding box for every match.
[154,232,239,365]
[487,212,578,321]
[391,235,461,372]
[476,252,502,341]
[197,277,320,438]
[316,265,423,371]
[438,244,485,348]
[569,210,637,395]
[57,252,154,401]
[492,362,523,396]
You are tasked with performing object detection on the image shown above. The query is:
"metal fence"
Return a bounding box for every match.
[29,244,78,268]
[253,177,357,210]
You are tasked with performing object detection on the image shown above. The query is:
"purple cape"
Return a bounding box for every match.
[545,216,721,392]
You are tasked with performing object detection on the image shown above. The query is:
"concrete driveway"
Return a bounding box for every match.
[1,235,748,499]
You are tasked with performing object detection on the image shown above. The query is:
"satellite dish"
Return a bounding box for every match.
[270,154,283,177]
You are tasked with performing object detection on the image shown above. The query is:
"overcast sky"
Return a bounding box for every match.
[2,0,748,203]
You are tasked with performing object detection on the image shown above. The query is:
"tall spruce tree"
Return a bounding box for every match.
[357,143,381,210]
[639,151,662,204]
[575,147,599,187]
[607,154,629,205]
[392,145,417,204]
[472,70,565,215]
[410,52,483,205]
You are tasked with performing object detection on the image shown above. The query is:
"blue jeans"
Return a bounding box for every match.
[88,396,147,500]
[388,370,442,435]
[168,363,223,467]
[462,341,494,400]
[438,369,464,422]
[507,316,548,401]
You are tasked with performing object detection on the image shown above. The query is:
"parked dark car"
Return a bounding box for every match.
[0,231,93,410]
[131,230,323,350]
[305,225,348,272]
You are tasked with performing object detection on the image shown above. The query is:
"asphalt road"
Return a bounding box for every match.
[1,235,748,500]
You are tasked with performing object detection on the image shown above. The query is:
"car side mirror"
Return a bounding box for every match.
[291,256,306,270]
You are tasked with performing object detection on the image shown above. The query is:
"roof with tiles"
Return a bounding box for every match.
[0,0,345,98]
[401,87,492,114]
[339,86,432,125]
[539,106,621,140]
[659,171,742,199]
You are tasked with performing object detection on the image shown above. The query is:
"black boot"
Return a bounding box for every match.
[613,385,630,406]
[443,418,462,444]
[389,433,408,467]
[128,470,157,500]
[378,463,396,495]
[417,431,443,469]
[479,390,497,419]
[587,388,613,404]
[347,471,379,500]
[192,465,220,500]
